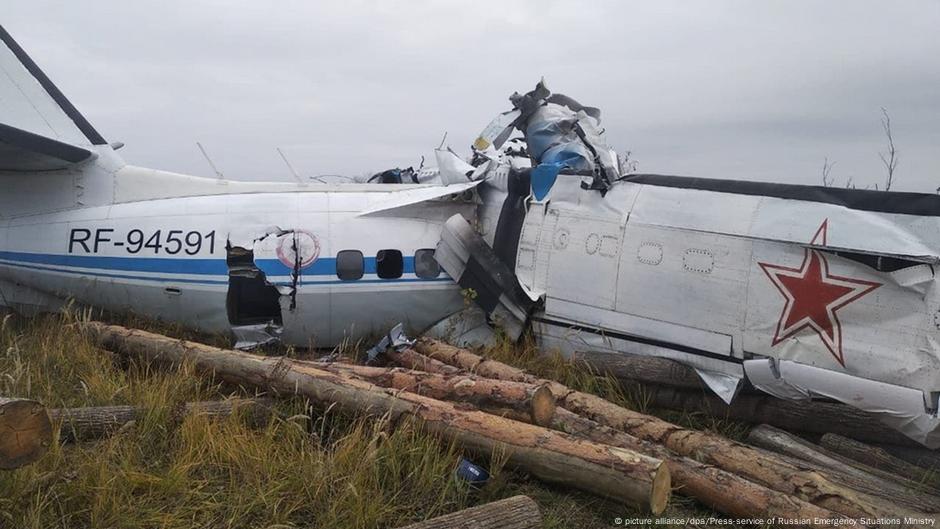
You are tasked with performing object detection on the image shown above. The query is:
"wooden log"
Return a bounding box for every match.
[413,338,926,520]
[321,363,556,426]
[484,403,842,523]
[874,444,940,471]
[572,351,707,390]
[51,398,276,442]
[395,495,541,529]
[80,322,671,513]
[820,433,939,487]
[638,384,917,447]
[386,348,463,376]
[747,424,940,513]
[0,397,53,469]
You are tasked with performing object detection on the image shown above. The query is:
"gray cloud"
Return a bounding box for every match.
[4,0,938,191]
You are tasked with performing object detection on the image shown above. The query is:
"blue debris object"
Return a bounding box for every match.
[455,458,490,486]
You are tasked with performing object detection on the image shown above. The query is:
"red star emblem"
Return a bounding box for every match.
[758,220,880,367]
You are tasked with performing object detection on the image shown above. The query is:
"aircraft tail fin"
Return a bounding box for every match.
[0,24,109,171]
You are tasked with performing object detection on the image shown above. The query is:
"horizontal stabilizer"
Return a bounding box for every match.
[0,122,94,171]
[0,24,106,147]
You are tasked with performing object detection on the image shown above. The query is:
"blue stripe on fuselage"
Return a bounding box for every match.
[0,250,229,275]
[0,251,444,286]
[0,251,417,276]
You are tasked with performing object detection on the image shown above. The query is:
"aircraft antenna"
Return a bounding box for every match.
[196,142,225,181]
[277,147,304,184]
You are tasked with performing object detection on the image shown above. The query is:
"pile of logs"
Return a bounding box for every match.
[5,321,939,525]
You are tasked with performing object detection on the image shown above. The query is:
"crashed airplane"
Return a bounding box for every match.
[2,25,939,447]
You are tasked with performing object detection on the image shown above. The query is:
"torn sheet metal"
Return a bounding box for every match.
[226,225,286,252]
[424,306,497,348]
[501,81,621,198]
[434,148,476,186]
[232,323,282,350]
[365,322,415,364]
[473,109,522,151]
[435,214,533,340]
[248,229,319,297]
[745,358,940,448]
[693,368,744,404]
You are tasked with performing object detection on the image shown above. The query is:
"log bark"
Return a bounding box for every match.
[639,384,916,447]
[820,433,939,487]
[395,495,541,529]
[747,424,940,513]
[387,348,463,376]
[51,398,276,442]
[572,351,707,390]
[484,403,842,523]
[874,444,940,471]
[413,338,926,520]
[0,397,52,469]
[80,322,671,513]
[320,363,556,426]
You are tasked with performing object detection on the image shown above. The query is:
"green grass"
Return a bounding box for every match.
[0,311,748,528]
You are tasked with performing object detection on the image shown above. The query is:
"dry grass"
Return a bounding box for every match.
[0,311,749,528]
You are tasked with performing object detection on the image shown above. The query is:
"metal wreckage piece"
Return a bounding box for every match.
[365,322,415,364]
[432,81,940,447]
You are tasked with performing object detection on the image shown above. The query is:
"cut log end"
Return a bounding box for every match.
[650,462,672,515]
[0,398,53,470]
[530,385,556,427]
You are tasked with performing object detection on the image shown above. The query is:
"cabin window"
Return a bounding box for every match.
[414,248,441,279]
[337,250,364,280]
[376,249,403,279]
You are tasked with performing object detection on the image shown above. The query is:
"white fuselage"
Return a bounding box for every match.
[0,158,471,347]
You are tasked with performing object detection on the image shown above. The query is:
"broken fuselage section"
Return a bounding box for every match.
[434,82,940,447]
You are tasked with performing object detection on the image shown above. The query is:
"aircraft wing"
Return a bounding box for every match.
[356,180,482,217]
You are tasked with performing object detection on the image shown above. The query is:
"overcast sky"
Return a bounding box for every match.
[4,1,939,191]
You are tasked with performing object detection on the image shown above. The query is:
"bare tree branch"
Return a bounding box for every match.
[821,157,836,187]
[878,107,899,191]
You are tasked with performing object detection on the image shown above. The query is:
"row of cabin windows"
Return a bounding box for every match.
[336,248,441,281]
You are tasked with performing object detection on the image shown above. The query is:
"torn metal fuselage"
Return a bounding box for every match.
[220,191,480,349]
[435,81,940,448]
